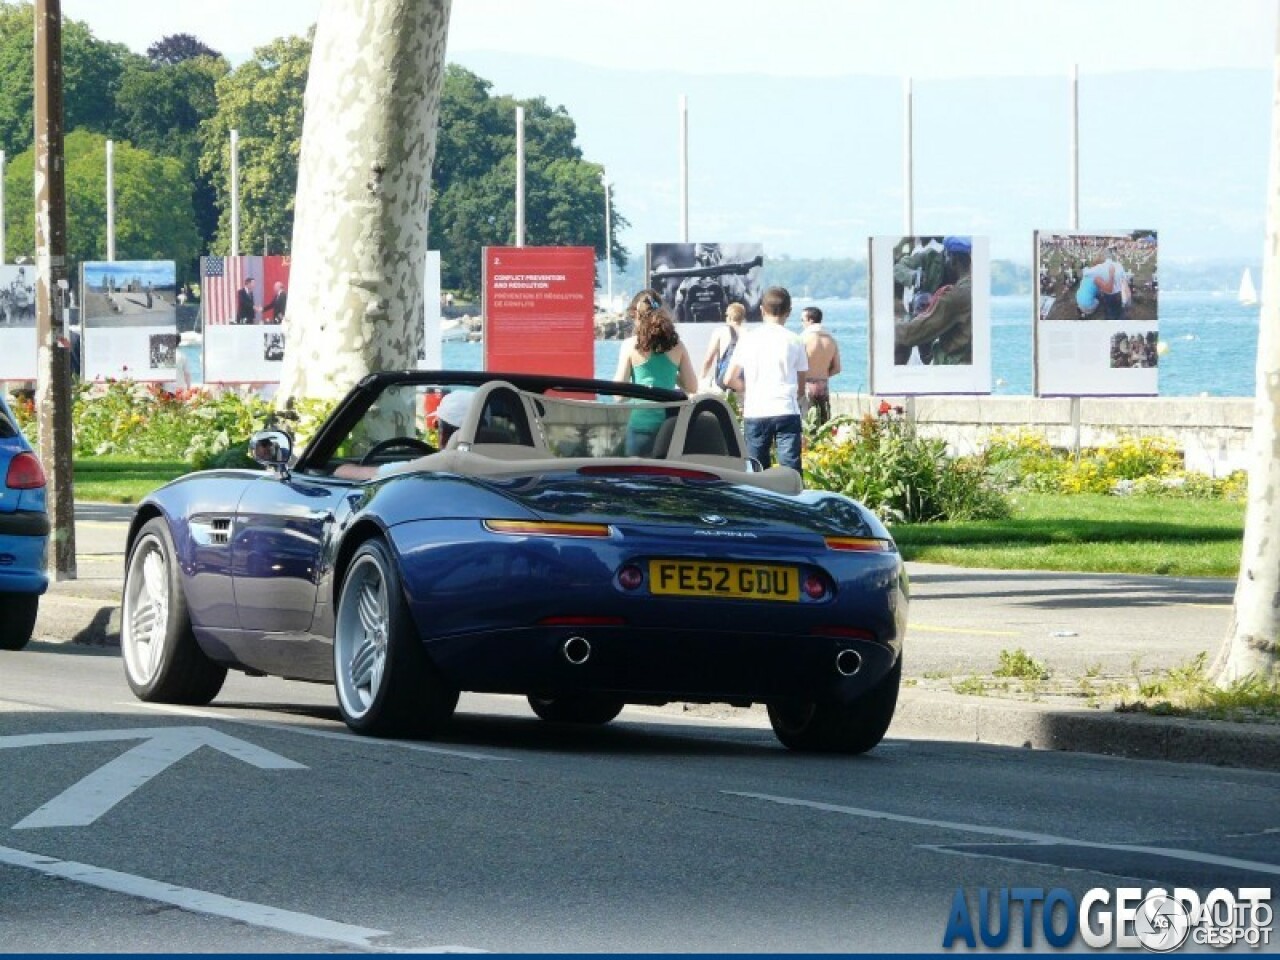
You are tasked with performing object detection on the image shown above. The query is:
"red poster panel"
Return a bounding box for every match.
[483,246,595,379]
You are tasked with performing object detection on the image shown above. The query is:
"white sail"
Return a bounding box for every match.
[1239,267,1259,306]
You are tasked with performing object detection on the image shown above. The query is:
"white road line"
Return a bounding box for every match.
[0,842,391,950]
[123,702,516,763]
[726,791,1280,877]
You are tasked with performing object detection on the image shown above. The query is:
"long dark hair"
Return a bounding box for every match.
[631,289,680,354]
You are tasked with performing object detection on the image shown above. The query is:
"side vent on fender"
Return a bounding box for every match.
[192,516,233,547]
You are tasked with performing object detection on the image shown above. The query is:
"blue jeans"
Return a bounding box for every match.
[744,415,803,472]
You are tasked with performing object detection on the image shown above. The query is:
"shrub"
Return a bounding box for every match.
[804,404,1011,523]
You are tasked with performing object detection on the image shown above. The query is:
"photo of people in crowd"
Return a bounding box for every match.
[200,255,291,326]
[1037,232,1158,324]
[889,235,975,366]
[149,333,179,369]
[646,243,764,324]
[1111,330,1159,369]
[0,265,36,328]
[81,261,177,328]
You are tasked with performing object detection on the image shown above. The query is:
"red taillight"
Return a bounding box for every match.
[577,465,718,482]
[825,536,894,552]
[537,616,625,626]
[802,573,828,600]
[811,626,876,641]
[6,451,45,490]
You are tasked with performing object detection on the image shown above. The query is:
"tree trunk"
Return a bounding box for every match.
[277,0,452,404]
[1213,14,1280,686]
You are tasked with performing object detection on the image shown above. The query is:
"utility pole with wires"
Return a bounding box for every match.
[34,0,76,579]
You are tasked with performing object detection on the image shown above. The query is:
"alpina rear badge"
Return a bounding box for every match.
[700,514,728,526]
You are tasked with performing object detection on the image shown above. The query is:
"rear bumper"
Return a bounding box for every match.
[0,513,50,594]
[0,510,50,538]
[427,625,901,705]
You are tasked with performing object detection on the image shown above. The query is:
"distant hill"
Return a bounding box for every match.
[454,52,1271,270]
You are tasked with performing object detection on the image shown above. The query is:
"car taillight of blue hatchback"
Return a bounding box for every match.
[0,393,48,650]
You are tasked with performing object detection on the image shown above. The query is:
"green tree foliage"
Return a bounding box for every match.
[199,34,311,256]
[147,33,220,65]
[0,2,139,155]
[4,129,199,272]
[116,53,228,252]
[431,65,627,294]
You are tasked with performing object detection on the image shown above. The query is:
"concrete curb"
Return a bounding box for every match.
[892,689,1280,772]
[33,584,1280,773]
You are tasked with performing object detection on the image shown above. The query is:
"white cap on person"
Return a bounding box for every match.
[437,390,473,429]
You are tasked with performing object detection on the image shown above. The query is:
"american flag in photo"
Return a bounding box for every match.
[201,255,242,325]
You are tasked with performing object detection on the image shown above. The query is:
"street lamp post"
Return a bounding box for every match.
[602,174,613,311]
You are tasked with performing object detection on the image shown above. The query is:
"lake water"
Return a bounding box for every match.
[442,291,1262,398]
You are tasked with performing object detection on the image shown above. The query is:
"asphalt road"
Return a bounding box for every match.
[2,645,1279,953]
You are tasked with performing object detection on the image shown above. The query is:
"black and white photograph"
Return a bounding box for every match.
[646,242,764,324]
[264,330,285,363]
[148,333,179,369]
[0,265,36,328]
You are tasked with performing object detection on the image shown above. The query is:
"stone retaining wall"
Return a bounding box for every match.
[829,394,1255,476]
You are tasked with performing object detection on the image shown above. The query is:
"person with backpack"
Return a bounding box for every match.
[699,301,746,395]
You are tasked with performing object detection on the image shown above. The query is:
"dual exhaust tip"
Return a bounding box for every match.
[563,636,861,677]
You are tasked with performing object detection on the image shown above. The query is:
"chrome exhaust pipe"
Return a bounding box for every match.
[835,649,862,677]
[563,636,591,665]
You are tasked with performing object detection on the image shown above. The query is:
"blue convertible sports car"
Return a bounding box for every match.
[122,371,908,753]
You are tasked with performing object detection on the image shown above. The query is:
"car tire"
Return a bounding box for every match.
[767,656,902,754]
[334,538,458,737]
[0,594,38,651]
[122,517,227,704]
[527,694,625,725]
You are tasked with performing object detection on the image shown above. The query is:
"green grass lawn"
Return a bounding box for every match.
[892,492,1244,578]
[73,458,190,504]
[68,460,1245,578]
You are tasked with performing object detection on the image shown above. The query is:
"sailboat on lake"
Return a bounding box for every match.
[1239,267,1259,306]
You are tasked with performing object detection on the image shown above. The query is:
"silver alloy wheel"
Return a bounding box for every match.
[122,533,170,686]
[335,553,391,720]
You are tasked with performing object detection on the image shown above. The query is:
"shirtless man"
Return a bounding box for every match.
[801,306,841,425]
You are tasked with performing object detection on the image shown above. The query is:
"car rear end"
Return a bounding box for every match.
[0,394,49,650]
[390,466,907,706]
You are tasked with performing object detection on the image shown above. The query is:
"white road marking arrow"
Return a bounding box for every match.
[0,726,306,830]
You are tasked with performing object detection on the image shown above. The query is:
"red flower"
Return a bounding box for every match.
[877,400,892,416]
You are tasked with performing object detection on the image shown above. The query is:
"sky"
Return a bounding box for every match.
[60,0,1280,267]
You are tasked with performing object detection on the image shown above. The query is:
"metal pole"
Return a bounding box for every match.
[515,106,525,247]
[603,175,613,309]
[1069,64,1079,231]
[1069,65,1081,458]
[679,94,689,242]
[105,138,114,261]
[230,128,239,256]
[903,77,914,235]
[34,0,75,580]
[0,149,7,264]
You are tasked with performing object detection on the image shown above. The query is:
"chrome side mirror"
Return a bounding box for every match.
[249,430,292,472]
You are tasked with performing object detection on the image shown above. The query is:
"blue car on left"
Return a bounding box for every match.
[0,393,47,650]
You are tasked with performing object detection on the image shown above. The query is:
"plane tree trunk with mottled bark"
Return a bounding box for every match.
[277,0,452,405]
[1213,16,1280,686]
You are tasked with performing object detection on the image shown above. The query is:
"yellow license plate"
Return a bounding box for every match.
[648,560,799,602]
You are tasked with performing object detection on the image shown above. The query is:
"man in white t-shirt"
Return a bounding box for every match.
[725,286,808,472]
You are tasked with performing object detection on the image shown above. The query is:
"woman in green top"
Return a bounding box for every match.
[613,290,697,455]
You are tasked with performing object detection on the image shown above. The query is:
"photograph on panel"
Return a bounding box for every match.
[1036,231,1158,324]
[81,260,178,328]
[646,242,765,324]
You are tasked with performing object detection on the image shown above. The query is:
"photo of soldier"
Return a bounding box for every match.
[892,236,974,366]
[646,242,765,323]
[0,266,36,327]
[891,236,946,364]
